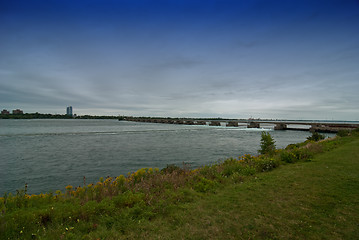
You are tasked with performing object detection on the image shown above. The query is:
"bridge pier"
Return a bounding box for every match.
[209,121,221,126]
[226,121,239,127]
[195,121,207,125]
[274,123,287,130]
[247,122,260,128]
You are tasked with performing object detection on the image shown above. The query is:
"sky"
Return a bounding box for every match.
[1,0,359,120]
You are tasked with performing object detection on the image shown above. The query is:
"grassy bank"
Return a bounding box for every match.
[1,131,358,239]
[131,135,359,239]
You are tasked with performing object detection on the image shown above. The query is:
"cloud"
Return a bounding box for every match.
[0,0,358,120]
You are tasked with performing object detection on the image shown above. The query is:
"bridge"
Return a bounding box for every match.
[120,117,359,133]
[240,120,359,133]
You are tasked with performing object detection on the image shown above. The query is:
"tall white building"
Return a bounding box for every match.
[66,106,73,116]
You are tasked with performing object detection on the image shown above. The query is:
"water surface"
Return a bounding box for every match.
[0,119,330,194]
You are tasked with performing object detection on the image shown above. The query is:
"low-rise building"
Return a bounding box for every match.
[12,109,24,114]
[1,109,10,115]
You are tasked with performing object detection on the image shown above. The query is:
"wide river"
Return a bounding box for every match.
[0,119,333,195]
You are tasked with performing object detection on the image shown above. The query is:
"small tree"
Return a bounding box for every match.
[259,132,276,155]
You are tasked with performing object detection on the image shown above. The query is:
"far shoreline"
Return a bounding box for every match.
[0,113,118,120]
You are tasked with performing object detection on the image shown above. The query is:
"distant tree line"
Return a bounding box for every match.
[119,116,239,121]
[0,113,118,119]
[76,115,118,119]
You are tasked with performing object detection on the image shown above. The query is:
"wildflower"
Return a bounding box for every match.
[65,185,73,191]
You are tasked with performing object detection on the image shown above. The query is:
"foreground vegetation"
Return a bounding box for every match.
[1,130,358,239]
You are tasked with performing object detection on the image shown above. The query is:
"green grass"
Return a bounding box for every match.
[130,136,359,239]
[1,133,359,239]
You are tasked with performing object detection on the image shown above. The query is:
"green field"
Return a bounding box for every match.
[1,132,358,239]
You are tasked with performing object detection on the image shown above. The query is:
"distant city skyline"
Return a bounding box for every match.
[1,0,359,120]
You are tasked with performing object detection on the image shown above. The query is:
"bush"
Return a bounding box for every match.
[259,132,276,155]
[199,165,221,180]
[193,177,217,193]
[221,158,242,177]
[292,148,314,162]
[337,129,350,137]
[240,166,256,176]
[255,157,280,172]
[352,128,359,137]
[307,132,325,141]
[161,164,182,174]
[280,150,297,163]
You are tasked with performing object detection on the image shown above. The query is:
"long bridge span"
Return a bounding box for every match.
[120,117,359,133]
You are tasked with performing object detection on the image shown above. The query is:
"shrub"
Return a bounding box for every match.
[285,143,299,150]
[337,129,350,137]
[259,132,276,155]
[351,127,359,137]
[280,147,314,163]
[199,165,221,180]
[240,166,256,176]
[292,148,314,162]
[161,164,182,174]
[255,157,280,172]
[193,177,217,193]
[280,150,297,163]
[307,132,325,141]
[221,158,242,177]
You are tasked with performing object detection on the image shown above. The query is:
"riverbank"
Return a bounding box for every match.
[1,131,358,239]
[134,134,359,239]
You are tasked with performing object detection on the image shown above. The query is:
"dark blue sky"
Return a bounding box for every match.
[1,0,359,120]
